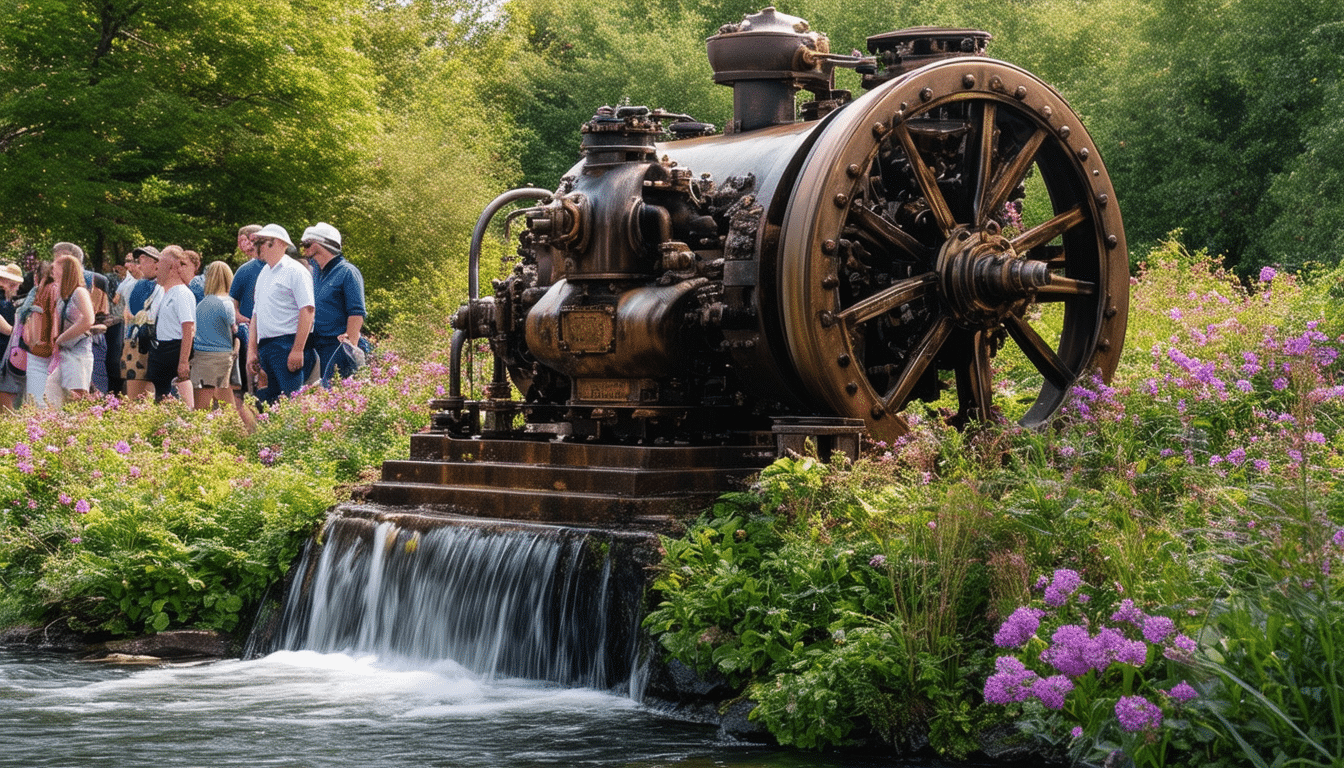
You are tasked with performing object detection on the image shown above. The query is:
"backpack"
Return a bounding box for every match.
[6,316,26,375]
[126,293,156,354]
[20,290,54,358]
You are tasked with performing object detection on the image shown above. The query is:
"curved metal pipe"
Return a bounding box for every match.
[449,328,467,398]
[469,187,552,299]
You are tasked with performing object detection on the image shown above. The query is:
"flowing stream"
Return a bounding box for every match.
[1,510,919,767]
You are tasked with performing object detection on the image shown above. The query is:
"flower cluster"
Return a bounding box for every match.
[983,570,1201,745]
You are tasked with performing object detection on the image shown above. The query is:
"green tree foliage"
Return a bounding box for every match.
[1090,0,1344,270]
[0,0,377,265]
[344,0,524,300]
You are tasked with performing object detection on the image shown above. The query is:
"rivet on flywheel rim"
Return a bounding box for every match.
[872,122,887,137]
[1078,147,1090,160]
[920,87,934,102]
[837,354,851,368]
[821,239,837,254]
[1105,306,1118,319]
[834,193,849,207]
[989,76,1004,92]
[1040,105,1053,119]
[1098,338,1111,351]
[845,382,859,395]
[846,163,862,177]
[870,404,885,419]
[819,311,836,328]
[962,73,976,88]
[1014,85,1028,100]
[1097,193,1109,206]
[1106,234,1119,248]
[1059,125,1071,139]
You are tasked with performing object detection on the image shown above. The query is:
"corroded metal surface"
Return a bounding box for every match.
[386,12,1128,520]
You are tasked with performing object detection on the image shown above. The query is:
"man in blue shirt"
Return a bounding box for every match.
[229,224,263,396]
[300,222,366,386]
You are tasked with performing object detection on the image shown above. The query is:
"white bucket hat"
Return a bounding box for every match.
[254,223,294,248]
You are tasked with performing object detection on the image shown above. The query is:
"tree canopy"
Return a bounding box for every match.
[0,0,1339,304]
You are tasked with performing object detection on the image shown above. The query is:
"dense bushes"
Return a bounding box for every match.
[644,246,1344,765]
[0,345,450,637]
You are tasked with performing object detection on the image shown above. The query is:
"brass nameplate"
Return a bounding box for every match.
[576,379,632,402]
[561,307,615,353]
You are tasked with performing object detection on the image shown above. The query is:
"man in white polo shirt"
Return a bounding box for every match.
[245,224,316,404]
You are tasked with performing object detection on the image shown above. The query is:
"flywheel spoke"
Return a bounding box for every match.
[982,128,1047,221]
[837,272,937,327]
[972,102,998,225]
[850,205,931,261]
[1003,314,1073,389]
[894,124,958,236]
[1010,205,1087,254]
[882,315,954,412]
[954,329,996,422]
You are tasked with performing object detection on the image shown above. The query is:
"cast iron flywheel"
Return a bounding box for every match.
[779,58,1128,443]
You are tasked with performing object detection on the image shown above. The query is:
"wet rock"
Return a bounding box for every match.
[93,630,231,661]
[717,698,775,744]
[0,625,99,653]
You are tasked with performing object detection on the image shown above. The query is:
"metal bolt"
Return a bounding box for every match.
[1097,193,1108,206]
[870,404,885,419]
[989,76,1004,91]
[822,239,837,254]
[1078,147,1090,160]
[1106,234,1118,248]
[1059,125,1070,139]
[1014,86,1028,100]
[821,273,839,289]
[819,311,835,328]
[846,163,862,177]
[837,354,851,367]
[845,382,859,395]
[1104,306,1118,319]
[920,87,933,102]
[962,73,976,88]
[1040,105,1053,119]
[834,193,849,207]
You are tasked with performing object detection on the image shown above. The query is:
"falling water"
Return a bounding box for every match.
[248,509,657,696]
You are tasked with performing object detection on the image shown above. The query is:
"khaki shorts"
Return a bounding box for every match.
[121,340,149,380]
[191,350,235,389]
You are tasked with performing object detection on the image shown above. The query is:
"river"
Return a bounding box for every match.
[0,648,893,768]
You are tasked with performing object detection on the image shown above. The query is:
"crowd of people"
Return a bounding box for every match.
[0,222,368,431]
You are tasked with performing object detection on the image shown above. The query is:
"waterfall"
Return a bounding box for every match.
[248,506,659,696]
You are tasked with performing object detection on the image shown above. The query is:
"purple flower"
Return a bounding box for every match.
[129,466,141,479]
[1044,569,1083,607]
[1259,266,1277,283]
[1030,674,1074,710]
[1166,681,1198,703]
[69,537,82,544]
[1115,695,1163,732]
[1273,377,1289,391]
[1333,530,1344,549]
[984,656,1039,704]
[994,607,1046,648]
[869,554,887,568]
[17,461,33,475]
[13,442,31,459]
[1070,726,1084,740]
[58,492,72,505]
[114,440,131,455]
[1226,447,1247,466]
[75,499,90,514]
[1142,615,1176,644]
[1041,624,1101,676]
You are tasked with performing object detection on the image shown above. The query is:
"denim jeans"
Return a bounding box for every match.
[256,334,317,405]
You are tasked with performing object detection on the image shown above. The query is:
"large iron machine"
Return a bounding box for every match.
[370,8,1129,524]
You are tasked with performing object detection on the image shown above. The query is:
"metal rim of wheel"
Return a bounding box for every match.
[779,57,1129,443]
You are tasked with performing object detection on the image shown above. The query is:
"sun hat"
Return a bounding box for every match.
[254,223,294,249]
[300,222,342,252]
[0,263,22,283]
[132,245,161,260]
